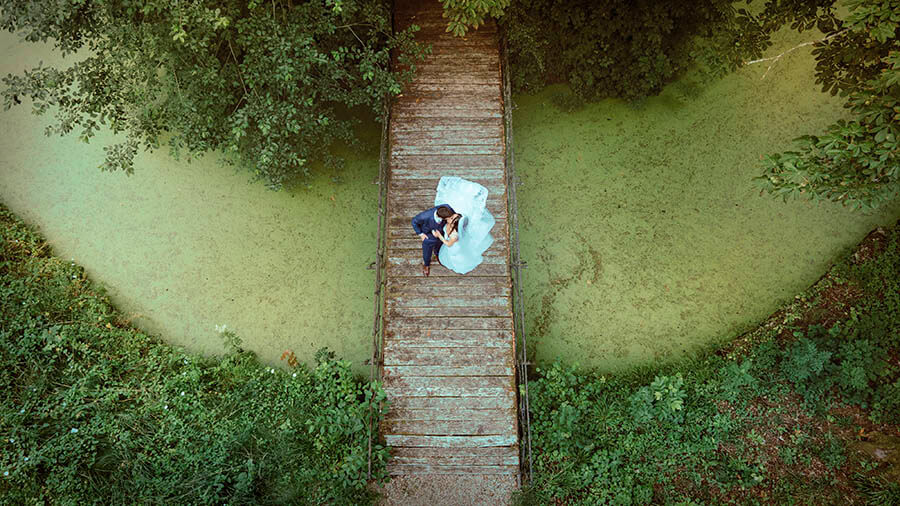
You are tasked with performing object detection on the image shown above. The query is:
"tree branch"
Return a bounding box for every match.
[744,29,847,79]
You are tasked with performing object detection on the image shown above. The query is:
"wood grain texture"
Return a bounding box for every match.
[381,0,517,477]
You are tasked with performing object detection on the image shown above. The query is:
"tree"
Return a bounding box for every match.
[1,0,425,190]
[753,0,900,210]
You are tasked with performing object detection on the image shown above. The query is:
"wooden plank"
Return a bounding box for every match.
[390,167,504,178]
[387,305,510,317]
[391,128,503,143]
[386,464,518,475]
[386,408,517,423]
[385,328,513,344]
[386,276,509,288]
[387,295,509,309]
[383,364,514,377]
[391,154,504,168]
[392,144,503,156]
[391,455,518,467]
[382,346,512,366]
[385,263,508,278]
[385,280,510,297]
[385,316,512,333]
[387,395,513,410]
[383,419,515,436]
[391,109,502,120]
[384,434,517,448]
[407,76,501,86]
[390,115,501,128]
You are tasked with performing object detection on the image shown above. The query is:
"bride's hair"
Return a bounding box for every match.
[448,214,462,235]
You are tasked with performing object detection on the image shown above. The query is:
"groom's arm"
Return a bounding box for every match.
[411,208,432,235]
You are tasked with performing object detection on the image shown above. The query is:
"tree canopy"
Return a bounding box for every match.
[754,0,900,210]
[1,0,424,189]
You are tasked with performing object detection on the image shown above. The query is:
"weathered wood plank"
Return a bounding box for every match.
[392,144,503,156]
[382,346,512,366]
[383,419,515,436]
[390,115,501,129]
[386,463,518,475]
[385,317,512,334]
[391,130,502,146]
[383,364,514,377]
[391,153,504,167]
[386,408,517,423]
[390,167,505,178]
[383,434,517,448]
[391,109,502,120]
[384,328,513,344]
[385,263,508,278]
[385,280,510,297]
[387,295,509,309]
[390,455,519,467]
[385,275,509,288]
[387,397,514,411]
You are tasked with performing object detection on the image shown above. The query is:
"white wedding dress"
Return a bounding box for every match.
[434,176,495,274]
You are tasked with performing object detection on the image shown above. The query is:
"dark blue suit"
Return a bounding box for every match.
[412,204,454,266]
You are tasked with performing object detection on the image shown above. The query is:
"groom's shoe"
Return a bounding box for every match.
[423,264,430,277]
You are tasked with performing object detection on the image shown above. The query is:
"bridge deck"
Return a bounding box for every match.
[381,0,518,476]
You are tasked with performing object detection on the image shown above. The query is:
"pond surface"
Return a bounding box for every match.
[2,30,897,375]
[512,31,900,372]
[0,32,380,373]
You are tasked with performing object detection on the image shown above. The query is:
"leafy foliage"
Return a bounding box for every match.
[755,0,900,209]
[0,204,388,503]
[0,0,425,189]
[441,0,509,36]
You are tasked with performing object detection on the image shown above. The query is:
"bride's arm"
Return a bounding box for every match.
[444,232,458,247]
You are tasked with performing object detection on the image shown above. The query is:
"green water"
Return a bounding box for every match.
[0,32,380,373]
[3,30,898,375]
[513,33,900,372]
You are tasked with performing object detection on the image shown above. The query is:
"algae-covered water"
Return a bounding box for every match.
[3,29,898,375]
[513,32,900,372]
[0,32,380,373]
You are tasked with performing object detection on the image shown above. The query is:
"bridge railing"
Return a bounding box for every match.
[501,34,534,487]
[366,97,391,480]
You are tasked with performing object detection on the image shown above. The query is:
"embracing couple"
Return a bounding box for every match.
[410,176,496,277]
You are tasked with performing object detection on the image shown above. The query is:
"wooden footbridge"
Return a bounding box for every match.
[369,0,530,482]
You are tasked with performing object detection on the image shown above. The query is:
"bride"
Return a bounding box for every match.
[430,176,496,274]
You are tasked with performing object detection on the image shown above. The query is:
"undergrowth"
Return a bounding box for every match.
[0,204,388,504]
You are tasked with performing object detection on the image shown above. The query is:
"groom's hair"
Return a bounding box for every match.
[436,206,454,219]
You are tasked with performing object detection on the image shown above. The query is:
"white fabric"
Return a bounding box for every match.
[434,176,495,274]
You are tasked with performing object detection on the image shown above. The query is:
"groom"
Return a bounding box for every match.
[412,204,456,277]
